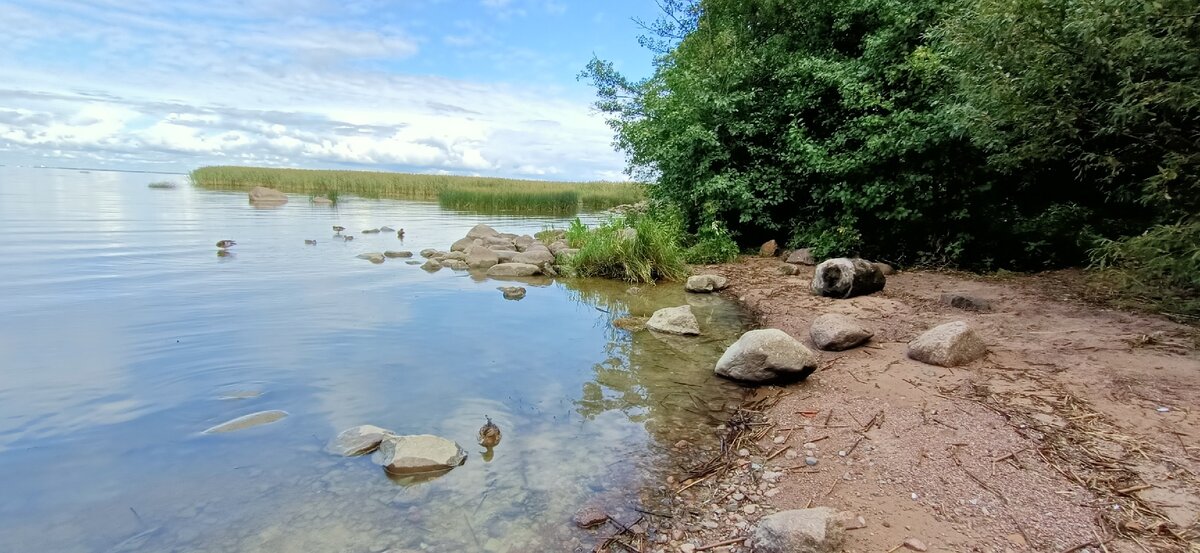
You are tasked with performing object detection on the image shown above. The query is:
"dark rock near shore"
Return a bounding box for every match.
[811,258,886,298]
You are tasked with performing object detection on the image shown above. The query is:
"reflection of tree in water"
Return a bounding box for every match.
[560,278,753,446]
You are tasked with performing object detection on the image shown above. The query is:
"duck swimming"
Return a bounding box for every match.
[216,240,236,249]
[397,228,405,238]
[304,239,316,245]
[478,416,502,449]
[343,235,354,242]
[332,225,345,233]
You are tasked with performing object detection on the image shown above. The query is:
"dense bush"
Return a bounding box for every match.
[1091,221,1200,318]
[563,213,690,283]
[585,0,1199,278]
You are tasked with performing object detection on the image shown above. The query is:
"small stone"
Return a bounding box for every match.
[497,286,526,300]
[802,442,816,450]
[805,456,818,466]
[785,248,816,265]
[744,504,758,515]
[675,440,690,449]
[738,448,751,457]
[685,274,729,293]
[680,544,696,553]
[383,250,413,258]
[838,451,846,457]
[903,537,928,551]
[356,252,385,264]
[732,492,745,501]
[672,529,684,541]
[773,436,786,444]
[784,450,799,460]
[572,506,608,528]
[777,263,801,276]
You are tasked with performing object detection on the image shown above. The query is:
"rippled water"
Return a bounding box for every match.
[0,168,752,553]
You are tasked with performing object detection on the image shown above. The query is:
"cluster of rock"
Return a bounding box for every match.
[326,424,467,475]
[418,224,577,278]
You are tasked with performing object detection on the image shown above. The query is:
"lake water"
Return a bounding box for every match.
[0,168,753,553]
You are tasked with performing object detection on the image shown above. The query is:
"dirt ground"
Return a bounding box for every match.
[610,257,1199,553]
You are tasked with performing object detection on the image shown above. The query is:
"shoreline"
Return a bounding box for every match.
[590,256,1199,552]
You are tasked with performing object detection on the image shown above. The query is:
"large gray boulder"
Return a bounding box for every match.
[441,259,469,271]
[514,234,535,252]
[326,425,396,456]
[811,258,885,298]
[646,305,701,336]
[248,186,287,204]
[715,329,817,383]
[439,251,467,261]
[513,247,555,266]
[450,237,477,252]
[421,259,442,272]
[494,250,518,262]
[907,321,987,367]
[466,245,499,269]
[752,508,845,553]
[487,263,541,277]
[483,236,515,249]
[809,314,873,351]
[547,240,570,255]
[786,248,817,265]
[371,434,467,474]
[466,224,500,240]
[686,274,729,293]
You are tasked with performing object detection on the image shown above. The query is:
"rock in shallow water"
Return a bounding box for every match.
[809,313,873,351]
[370,434,467,474]
[384,250,413,258]
[325,424,396,456]
[466,245,499,269]
[248,186,287,204]
[646,305,701,335]
[203,410,288,434]
[685,274,728,293]
[907,321,986,367]
[487,262,541,277]
[715,329,817,383]
[356,252,385,264]
[498,286,526,300]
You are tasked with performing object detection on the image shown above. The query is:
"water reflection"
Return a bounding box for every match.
[0,168,750,553]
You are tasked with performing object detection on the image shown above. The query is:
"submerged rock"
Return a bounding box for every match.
[646,305,701,336]
[384,250,413,258]
[498,286,526,300]
[907,321,987,367]
[811,258,886,298]
[686,274,729,293]
[404,260,422,265]
[356,252,385,264]
[371,434,467,474]
[248,186,287,204]
[379,226,395,232]
[203,410,288,434]
[326,425,396,456]
[419,248,439,258]
[421,259,443,272]
[809,314,873,351]
[715,329,817,383]
[572,505,609,528]
[441,259,470,271]
[487,263,541,277]
[312,196,333,204]
[361,228,381,234]
[752,507,846,553]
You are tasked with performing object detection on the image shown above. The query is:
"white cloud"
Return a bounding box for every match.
[0,0,626,180]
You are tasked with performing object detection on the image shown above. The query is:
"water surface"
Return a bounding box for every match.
[0,168,751,552]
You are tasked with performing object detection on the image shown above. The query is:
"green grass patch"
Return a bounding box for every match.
[190,165,641,214]
[1090,221,1200,320]
[562,212,689,283]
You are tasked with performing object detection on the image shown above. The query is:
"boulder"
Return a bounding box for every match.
[646,305,701,336]
[440,251,467,261]
[513,247,555,266]
[466,224,501,240]
[442,259,469,271]
[495,250,518,262]
[940,292,991,312]
[202,410,288,434]
[370,434,467,474]
[752,507,845,553]
[483,236,516,249]
[760,240,779,257]
[419,248,439,258]
[541,264,559,277]
[326,425,396,456]
[809,314,873,351]
[514,235,535,251]
[356,252,385,264]
[874,262,896,275]
[487,263,541,277]
[715,329,817,383]
[421,259,442,272]
[786,248,816,265]
[547,240,569,255]
[686,274,729,293]
[466,245,499,269]
[450,237,477,252]
[379,226,395,232]
[907,321,987,367]
[248,186,287,204]
[572,506,609,529]
[384,250,413,258]
[498,286,526,300]
[811,258,886,298]
[778,264,801,276]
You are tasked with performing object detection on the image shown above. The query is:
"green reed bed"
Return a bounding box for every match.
[190,166,642,212]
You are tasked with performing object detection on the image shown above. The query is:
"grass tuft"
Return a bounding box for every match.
[562,212,690,283]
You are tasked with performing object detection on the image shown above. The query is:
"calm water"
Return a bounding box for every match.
[0,168,752,553]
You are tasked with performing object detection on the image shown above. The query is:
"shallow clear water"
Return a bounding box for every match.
[0,168,752,553]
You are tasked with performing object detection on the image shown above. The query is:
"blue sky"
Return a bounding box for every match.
[0,0,663,180]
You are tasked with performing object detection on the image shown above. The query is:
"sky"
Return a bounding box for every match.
[0,0,663,180]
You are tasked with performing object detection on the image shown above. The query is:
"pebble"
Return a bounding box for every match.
[764,488,780,498]
[675,440,691,448]
[702,520,719,529]
[672,530,684,541]
[737,448,750,457]
[772,436,785,444]
[680,545,696,553]
[802,442,816,449]
[838,450,847,457]
[805,456,818,466]
[743,504,757,515]
[784,449,799,460]
[903,537,929,551]
[732,492,745,501]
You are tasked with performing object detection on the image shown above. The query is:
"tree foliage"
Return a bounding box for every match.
[584,0,1199,274]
